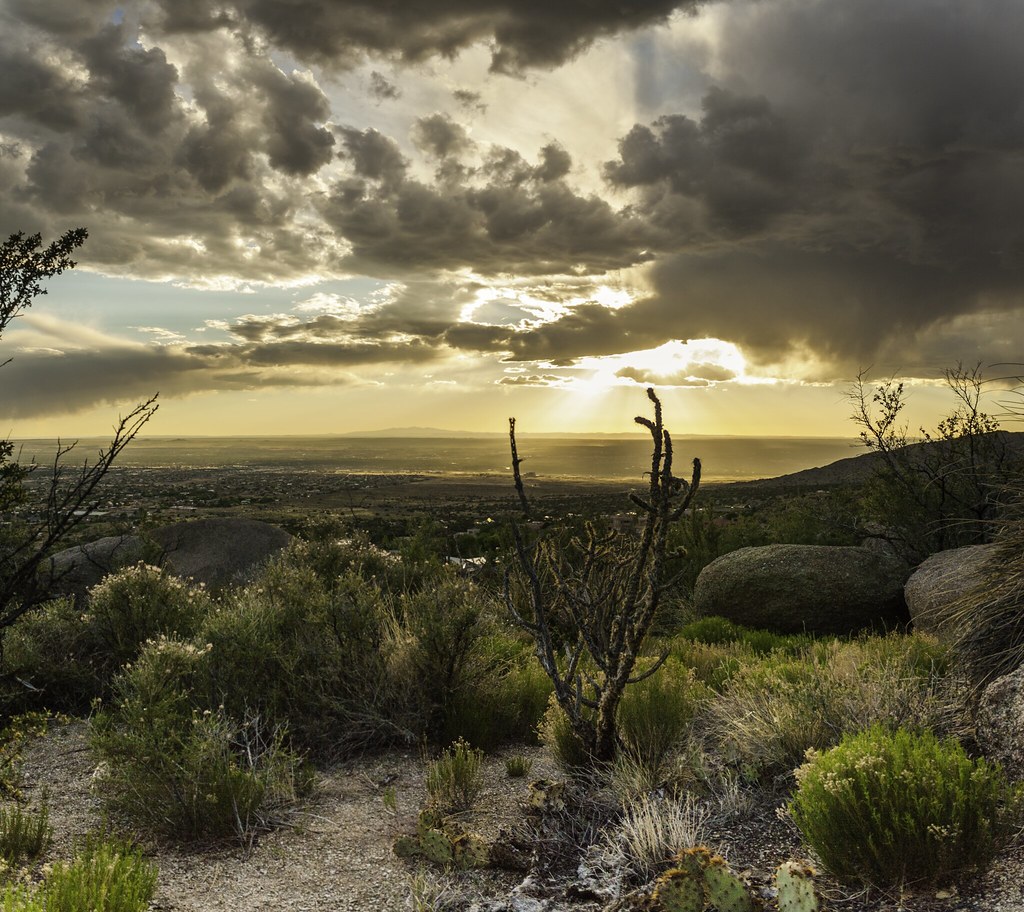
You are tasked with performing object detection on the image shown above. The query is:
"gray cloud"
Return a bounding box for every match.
[147,0,699,74]
[590,0,1024,376]
[368,71,400,102]
[326,130,658,276]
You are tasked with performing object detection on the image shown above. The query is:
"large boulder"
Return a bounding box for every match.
[43,534,149,604]
[975,662,1024,776]
[44,518,292,602]
[904,543,998,640]
[148,517,292,590]
[692,543,910,635]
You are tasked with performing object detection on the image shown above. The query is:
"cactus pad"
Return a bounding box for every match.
[673,846,715,879]
[704,858,756,912]
[417,807,445,839]
[775,861,819,912]
[452,833,490,869]
[527,778,566,811]
[419,828,454,866]
[652,868,704,912]
[392,836,423,859]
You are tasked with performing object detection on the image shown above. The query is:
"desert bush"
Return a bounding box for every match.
[791,725,1021,887]
[0,801,51,865]
[39,835,157,912]
[440,632,552,749]
[0,714,51,799]
[389,575,494,739]
[425,738,484,812]
[91,636,310,842]
[676,616,813,656]
[850,366,1018,563]
[706,634,966,781]
[200,558,413,755]
[538,695,594,772]
[2,565,210,714]
[615,659,711,789]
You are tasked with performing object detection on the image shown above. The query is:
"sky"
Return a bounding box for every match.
[1,0,1022,437]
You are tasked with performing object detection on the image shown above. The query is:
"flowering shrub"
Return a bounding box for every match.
[790,725,1021,887]
[2,564,210,713]
[91,636,311,842]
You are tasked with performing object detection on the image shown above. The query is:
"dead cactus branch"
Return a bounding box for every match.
[505,387,700,763]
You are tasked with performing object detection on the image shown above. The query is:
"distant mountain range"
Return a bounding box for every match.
[724,430,1024,490]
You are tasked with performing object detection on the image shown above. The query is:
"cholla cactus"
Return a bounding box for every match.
[506,389,701,763]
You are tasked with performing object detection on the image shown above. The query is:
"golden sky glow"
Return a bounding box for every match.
[2,0,1022,437]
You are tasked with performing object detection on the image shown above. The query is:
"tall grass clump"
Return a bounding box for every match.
[425,738,484,812]
[614,659,710,792]
[791,725,1022,888]
[40,835,157,912]
[946,485,1024,684]
[706,634,966,781]
[608,793,711,883]
[91,636,310,842]
[0,801,51,865]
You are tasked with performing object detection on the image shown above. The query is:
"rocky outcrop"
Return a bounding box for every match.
[46,517,292,601]
[904,543,998,640]
[692,543,910,635]
[43,534,149,605]
[148,517,292,590]
[975,662,1024,776]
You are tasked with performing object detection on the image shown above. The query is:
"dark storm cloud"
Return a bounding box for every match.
[605,87,804,234]
[591,0,1024,377]
[254,66,335,176]
[78,24,181,133]
[148,0,698,74]
[326,130,658,276]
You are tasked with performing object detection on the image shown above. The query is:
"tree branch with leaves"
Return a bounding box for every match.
[0,229,158,636]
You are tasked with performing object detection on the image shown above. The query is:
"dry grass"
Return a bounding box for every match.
[605,793,712,883]
[947,487,1024,685]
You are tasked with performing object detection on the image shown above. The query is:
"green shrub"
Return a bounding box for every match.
[40,835,157,912]
[791,725,1021,888]
[442,634,552,749]
[201,560,409,755]
[2,564,211,713]
[504,755,534,778]
[390,575,494,739]
[676,616,813,655]
[706,634,965,781]
[91,637,311,842]
[0,801,51,865]
[538,695,592,771]
[615,659,710,788]
[425,738,484,812]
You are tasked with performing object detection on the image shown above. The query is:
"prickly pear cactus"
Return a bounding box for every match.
[392,835,423,859]
[651,868,704,912]
[527,778,566,811]
[417,807,445,839]
[673,846,715,879]
[419,827,455,866]
[775,861,820,912]
[452,832,490,870]
[704,858,756,912]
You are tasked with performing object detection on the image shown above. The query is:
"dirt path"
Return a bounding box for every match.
[18,720,538,911]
